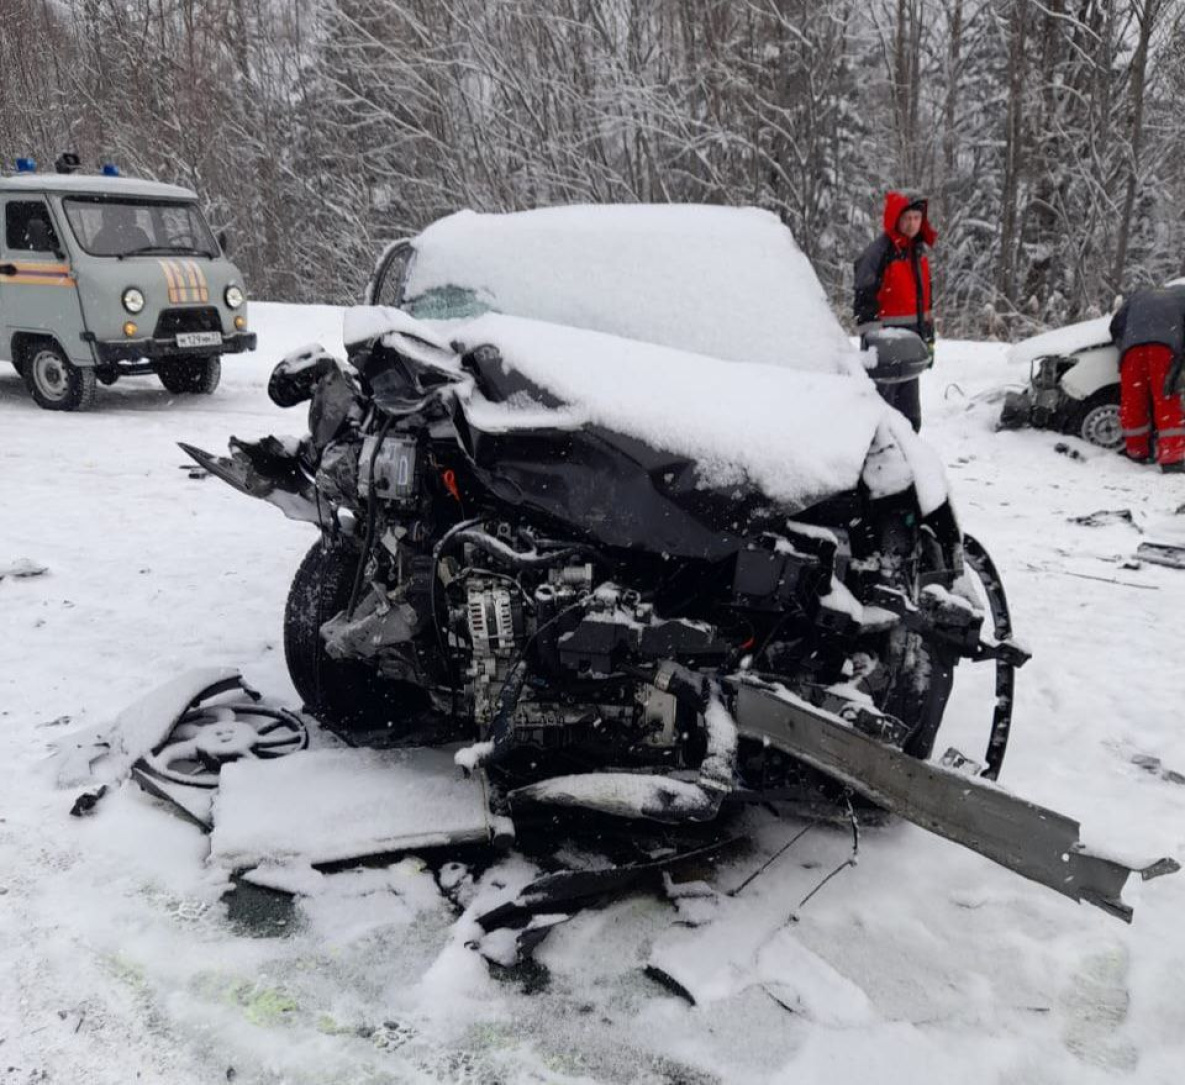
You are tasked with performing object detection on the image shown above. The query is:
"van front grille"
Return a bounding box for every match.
[154,308,221,338]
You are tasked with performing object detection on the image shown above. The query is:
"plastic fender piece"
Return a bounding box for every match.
[50,666,247,787]
[1137,542,1185,570]
[177,442,321,524]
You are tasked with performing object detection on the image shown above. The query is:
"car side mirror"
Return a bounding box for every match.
[862,328,932,384]
[217,229,230,255]
[268,345,337,408]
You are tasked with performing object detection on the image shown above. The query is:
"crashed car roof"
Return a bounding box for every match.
[395,204,862,376]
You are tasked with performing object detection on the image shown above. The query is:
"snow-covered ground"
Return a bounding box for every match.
[2,305,1184,1084]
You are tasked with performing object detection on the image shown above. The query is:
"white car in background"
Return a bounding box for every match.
[999,278,1185,449]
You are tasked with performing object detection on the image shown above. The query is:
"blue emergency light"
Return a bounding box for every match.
[15,157,37,173]
[101,163,120,177]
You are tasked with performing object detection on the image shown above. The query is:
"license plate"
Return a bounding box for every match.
[176,331,222,348]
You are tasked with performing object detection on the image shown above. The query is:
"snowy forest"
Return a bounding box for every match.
[2,0,1182,337]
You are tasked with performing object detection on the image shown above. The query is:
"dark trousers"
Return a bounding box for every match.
[876,378,922,431]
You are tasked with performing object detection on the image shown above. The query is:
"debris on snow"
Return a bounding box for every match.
[0,557,48,581]
[1136,542,1185,570]
[1069,508,1140,530]
[48,667,247,787]
[210,746,503,871]
[68,785,109,817]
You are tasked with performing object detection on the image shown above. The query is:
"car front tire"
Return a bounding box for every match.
[283,539,424,734]
[1071,387,1123,449]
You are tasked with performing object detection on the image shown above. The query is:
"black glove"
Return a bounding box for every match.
[1165,353,1184,398]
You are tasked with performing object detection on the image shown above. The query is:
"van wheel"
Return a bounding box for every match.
[1070,387,1123,449]
[24,342,97,411]
[158,356,221,395]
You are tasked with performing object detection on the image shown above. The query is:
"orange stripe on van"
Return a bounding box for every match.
[2,273,76,287]
[182,260,204,303]
[190,261,209,303]
[0,261,75,287]
[159,259,180,303]
[7,260,72,275]
[170,260,190,303]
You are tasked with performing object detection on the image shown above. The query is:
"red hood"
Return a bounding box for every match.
[883,191,937,247]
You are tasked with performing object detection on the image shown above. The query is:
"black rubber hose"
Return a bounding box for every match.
[449,529,584,570]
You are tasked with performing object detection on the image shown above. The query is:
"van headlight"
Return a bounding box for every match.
[224,285,245,309]
[122,287,145,314]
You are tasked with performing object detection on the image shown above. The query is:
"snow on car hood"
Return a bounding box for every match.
[1006,315,1114,366]
[403,205,862,377]
[453,312,948,515]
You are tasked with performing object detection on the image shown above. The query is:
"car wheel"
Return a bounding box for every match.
[158,356,221,395]
[1072,387,1123,449]
[23,341,97,411]
[283,539,425,733]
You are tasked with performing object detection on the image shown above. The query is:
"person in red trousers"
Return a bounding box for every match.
[1109,286,1185,473]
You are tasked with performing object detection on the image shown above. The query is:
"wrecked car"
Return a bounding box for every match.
[998,278,1185,449]
[183,206,1174,921]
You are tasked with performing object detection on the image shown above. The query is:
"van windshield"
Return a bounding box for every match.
[62,197,217,258]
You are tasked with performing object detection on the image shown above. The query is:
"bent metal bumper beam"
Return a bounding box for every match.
[731,677,1177,922]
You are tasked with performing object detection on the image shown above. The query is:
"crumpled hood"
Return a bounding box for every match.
[450,311,949,516]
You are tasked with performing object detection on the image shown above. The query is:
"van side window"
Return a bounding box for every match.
[5,201,62,253]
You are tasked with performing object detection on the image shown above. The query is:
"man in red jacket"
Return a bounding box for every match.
[853,192,937,430]
[1109,285,1185,472]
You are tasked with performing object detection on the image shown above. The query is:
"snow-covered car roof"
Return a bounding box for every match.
[399,205,861,376]
[0,174,198,201]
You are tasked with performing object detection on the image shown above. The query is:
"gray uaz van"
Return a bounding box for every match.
[0,160,256,410]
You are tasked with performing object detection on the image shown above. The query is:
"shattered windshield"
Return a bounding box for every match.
[402,284,493,321]
[63,196,218,258]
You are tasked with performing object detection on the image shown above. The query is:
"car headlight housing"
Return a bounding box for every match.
[1034,356,1071,390]
[224,284,245,309]
[122,287,145,314]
